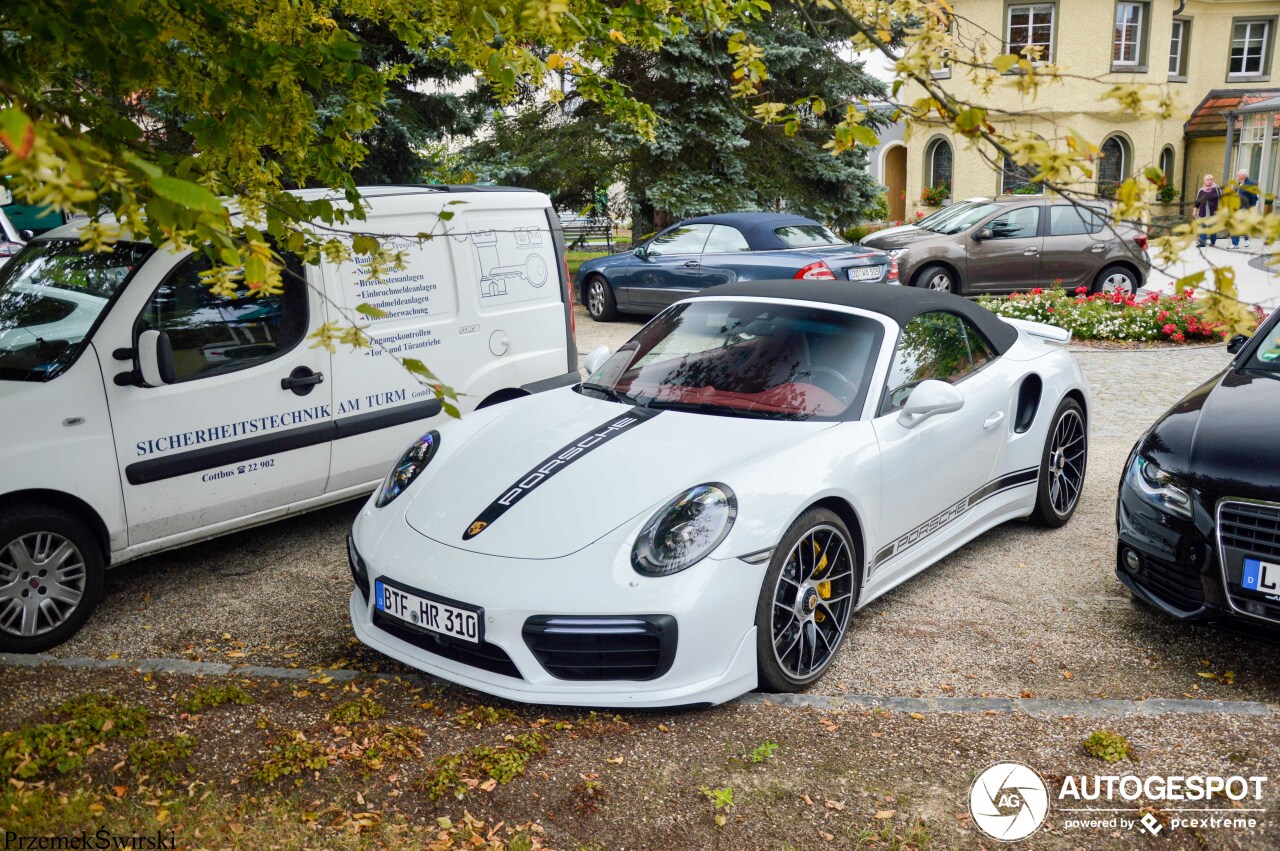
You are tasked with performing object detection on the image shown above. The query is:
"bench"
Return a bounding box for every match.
[560,216,614,252]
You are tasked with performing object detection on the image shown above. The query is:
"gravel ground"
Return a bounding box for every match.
[1,664,1277,849]
[45,305,1265,707]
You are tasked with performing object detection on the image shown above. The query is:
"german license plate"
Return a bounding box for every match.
[374,579,481,643]
[1242,558,1280,596]
[847,266,882,281]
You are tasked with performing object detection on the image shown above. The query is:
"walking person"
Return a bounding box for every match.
[1230,169,1257,249]
[1194,174,1221,248]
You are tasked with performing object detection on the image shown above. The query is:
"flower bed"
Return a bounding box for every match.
[976,287,1228,343]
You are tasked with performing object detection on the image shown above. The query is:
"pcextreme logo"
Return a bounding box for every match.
[970,762,1050,841]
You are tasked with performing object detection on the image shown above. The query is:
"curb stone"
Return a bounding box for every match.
[2,653,1274,717]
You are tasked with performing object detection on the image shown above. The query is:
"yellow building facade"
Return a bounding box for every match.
[896,0,1280,216]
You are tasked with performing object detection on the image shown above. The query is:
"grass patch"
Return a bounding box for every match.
[327,696,385,725]
[255,731,332,785]
[178,682,254,712]
[1082,730,1131,763]
[0,693,149,779]
[127,733,198,787]
[567,250,609,280]
[421,732,547,800]
[851,818,932,849]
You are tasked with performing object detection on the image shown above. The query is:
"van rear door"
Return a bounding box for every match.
[99,249,333,546]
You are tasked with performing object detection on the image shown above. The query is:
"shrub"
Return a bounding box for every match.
[976,286,1244,343]
[1083,730,1131,762]
[179,683,254,713]
[919,184,949,206]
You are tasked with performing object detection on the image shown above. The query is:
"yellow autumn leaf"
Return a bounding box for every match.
[608,29,627,44]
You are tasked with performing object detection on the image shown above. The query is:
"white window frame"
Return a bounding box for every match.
[1007,3,1056,63]
[1230,20,1271,78]
[927,138,953,192]
[1113,2,1144,67]
[1168,19,1188,79]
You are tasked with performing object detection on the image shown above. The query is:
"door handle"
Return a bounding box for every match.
[1022,247,1039,256]
[983,411,1005,430]
[1091,243,1107,252]
[281,366,324,396]
[682,260,700,268]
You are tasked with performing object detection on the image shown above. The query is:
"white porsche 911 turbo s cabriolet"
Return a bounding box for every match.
[348,280,1089,707]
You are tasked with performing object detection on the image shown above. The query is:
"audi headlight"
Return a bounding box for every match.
[1125,454,1193,520]
[376,431,440,508]
[632,484,737,577]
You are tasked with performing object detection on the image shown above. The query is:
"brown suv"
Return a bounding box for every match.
[860,198,1149,295]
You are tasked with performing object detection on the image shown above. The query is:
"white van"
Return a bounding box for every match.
[0,186,579,652]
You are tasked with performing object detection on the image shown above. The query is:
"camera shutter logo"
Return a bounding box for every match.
[969,762,1050,841]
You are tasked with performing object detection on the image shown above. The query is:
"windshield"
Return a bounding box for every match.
[773,225,848,248]
[925,203,1002,235]
[0,239,153,381]
[917,200,983,231]
[582,301,883,420]
[1247,315,1280,372]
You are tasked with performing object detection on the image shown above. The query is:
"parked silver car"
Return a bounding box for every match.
[0,208,28,267]
[860,197,1149,295]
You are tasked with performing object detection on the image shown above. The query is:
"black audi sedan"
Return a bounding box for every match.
[1117,308,1280,628]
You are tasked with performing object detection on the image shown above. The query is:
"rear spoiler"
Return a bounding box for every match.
[1000,317,1072,345]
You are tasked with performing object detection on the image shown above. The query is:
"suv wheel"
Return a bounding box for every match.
[1093,265,1138,296]
[915,265,959,294]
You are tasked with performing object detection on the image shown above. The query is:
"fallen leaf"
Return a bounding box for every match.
[605,756,624,764]
[940,683,955,692]
[825,800,845,811]
[156,809,169,824]
[1062,671,1073,679]
[89,803,105,816]
[1020,690,1035,699]
[713,814,726,827]
[875,809,896,819]
[226,651,247,659]
[802,794,815,806]
[113,786,128,798]
[658,724,671,733]
[819,830,835,840]
[909,712,925,721]
[480,779,498,792]
[1197,672,1217,679]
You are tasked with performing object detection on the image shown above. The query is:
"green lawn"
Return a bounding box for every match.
[567,250,609,281]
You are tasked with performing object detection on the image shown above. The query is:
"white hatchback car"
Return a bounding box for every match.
[349,281,1091,707]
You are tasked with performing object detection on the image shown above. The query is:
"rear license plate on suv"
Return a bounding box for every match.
[374,579,482,644]
[847,266,882,281]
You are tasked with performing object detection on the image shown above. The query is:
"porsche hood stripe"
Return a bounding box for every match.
[873,467,1039,566]
[462,406,661,540]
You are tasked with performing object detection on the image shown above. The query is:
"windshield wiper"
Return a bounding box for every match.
[580,382,647,407]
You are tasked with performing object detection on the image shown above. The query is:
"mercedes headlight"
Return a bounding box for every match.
[1125,454,1192,520]
[376,431,440,508]
[632,484,737,577]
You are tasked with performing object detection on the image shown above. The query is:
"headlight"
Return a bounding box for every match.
[376,431,440,508]
[632,483,737,577]
[1124,454,1193,520]
[886,248,909,260]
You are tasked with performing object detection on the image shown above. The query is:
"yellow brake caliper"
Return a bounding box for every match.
[812,541,831,622]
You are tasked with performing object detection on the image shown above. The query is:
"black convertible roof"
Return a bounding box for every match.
[691,279,1019,354]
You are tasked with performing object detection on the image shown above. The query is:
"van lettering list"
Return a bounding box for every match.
[134,404,332,456]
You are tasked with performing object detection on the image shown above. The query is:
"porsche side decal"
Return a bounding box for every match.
[873,467,1039,567]
[462,407,661,539]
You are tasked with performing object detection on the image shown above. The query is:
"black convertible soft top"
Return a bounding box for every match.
[691,279,1019,354]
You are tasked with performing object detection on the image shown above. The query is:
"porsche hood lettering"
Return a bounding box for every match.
[462,406,661,539]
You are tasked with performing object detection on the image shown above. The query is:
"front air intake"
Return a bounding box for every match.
[522,615,677,681]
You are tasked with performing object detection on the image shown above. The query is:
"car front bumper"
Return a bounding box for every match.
[1115,478,1280,634]
[348,517,766,708]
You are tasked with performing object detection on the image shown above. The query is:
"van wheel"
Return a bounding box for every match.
[1092,265,1137,296]
[0,506,104,653]
[915,265,959,294]
[584,275,618,322]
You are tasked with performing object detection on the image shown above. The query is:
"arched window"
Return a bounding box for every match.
[925,138,953,195]
[1159,146,1175,183]
[1098,136,1130,195]
[1001,156,1043,195]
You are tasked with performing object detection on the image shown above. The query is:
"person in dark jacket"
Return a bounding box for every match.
[1230,169,1257,249]
[1195,174,1220,248]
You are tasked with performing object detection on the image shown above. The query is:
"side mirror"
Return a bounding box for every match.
[974,227,994,241]
[897,379,964,428]
[582,345,612,375]
[1227,334,1248,354]
[137,329,176,387]
[633,245,648,259]
[18,229,34,241]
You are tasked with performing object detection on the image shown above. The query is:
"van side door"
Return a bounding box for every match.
[99,249,333,546]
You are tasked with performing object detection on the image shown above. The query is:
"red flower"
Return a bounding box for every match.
[1075,286,1088,295]
[1031,288,1044,295]
[1162,323,1177,334]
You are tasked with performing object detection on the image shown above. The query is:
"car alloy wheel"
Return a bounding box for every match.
[584,275,618,321]
[1046,407,1086,516]
[767,520,855,684]
[0,531,88,638]
[1095,265,1136,296]
[1030,398,1088,527]
[588,281,605,315]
